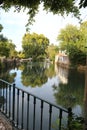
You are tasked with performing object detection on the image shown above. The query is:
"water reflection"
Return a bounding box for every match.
[21,62,47,87]
[0,63,17,83]
[20,62,56,87]
[84,66,87,129]
[55,64,68,84]
[0,62,85,117]
[54,64,85,115]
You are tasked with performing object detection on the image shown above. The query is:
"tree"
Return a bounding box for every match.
[7,40,18,58]
[57,24,81,49]
[0,0,85,26]
[0,42,10,57]
[0,24,17,58]
[57,23,87,65]
[22,33,49,61]
[46,44,59,61]
[0,24,3,32]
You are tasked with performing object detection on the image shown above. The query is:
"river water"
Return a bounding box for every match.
[0,62,85,129]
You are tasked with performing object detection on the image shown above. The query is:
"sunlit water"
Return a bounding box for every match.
[0,62,85,129]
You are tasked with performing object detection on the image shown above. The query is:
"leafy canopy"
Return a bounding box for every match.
[0,24,17,58]
[46,44,59,61]
[22,33,49,61]
[57,21,87,65]
[0,0,86,26]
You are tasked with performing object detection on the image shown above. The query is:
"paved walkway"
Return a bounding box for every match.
[0,112,13,130]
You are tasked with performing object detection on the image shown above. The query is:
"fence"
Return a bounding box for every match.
[0,79,72,130]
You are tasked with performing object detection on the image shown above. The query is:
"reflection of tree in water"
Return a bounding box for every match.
[45,63,56,78]
[0,63,17,83]
[84,65,87,129]
[21,62,47,87]
[53,69,85,108]
[21,62,55,87]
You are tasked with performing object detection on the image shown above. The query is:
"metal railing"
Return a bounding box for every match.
[0,79,72,130]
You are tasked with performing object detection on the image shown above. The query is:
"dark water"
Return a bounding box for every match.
[0,62,85,129]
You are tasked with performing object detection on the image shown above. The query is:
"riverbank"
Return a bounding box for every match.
[56,62,86,72]
[77,65,87,72]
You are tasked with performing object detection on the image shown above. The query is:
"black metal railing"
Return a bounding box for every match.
[0,79,72,130]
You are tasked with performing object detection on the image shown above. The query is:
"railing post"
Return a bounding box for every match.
[9,85,11,118]
[59,109,62,130]
[21,91,24,129]
[33,97,36,130]
[40,100,43,130]
[49,104,52,130]
[27,94,30,130]
[2,82,4,112]
[12,83,15,124]
[17,89,20,127]
[68,107,72,130]
[5,84,8,115]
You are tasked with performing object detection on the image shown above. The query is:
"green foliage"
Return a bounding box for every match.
[17,51,25,59]
[7,40,18,58]
[52,113,84,130]
[0,24,17,58]
[67,115,84,130]
[57,22,87,66]
[0,24,3,32]
[0,40,17,58]
[67,44,86,65]
[0,0,82,26]
[0,42,10,57]
[22,33,49,61]
[46,44,59,61]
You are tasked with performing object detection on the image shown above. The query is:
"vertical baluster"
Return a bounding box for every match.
[9,85,11,118]
[17,89,19,127]
[2,82,4,112]
[0,81,2,111]
[27,94,30,130]
[33,97,36,130]
[21,91,24,129]
[5,84,8,115]
[4,83,6,114]
[59,109,62,130]
[49,105,52,130]
[12,84,15,124]
[0,81,2,112]
[40,100,43,130]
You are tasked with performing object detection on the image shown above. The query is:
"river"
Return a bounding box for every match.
[0,62,85,117]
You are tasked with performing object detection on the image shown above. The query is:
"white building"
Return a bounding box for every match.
[55,51,69,65]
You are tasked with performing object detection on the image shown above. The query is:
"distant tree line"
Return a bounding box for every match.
[0,21,87,67]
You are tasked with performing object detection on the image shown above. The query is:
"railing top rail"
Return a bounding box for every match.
[14,85,68,113]
[0,79,14,86]
[0,79,68,113]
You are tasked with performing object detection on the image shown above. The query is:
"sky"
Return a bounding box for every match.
[0,4,87,51]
